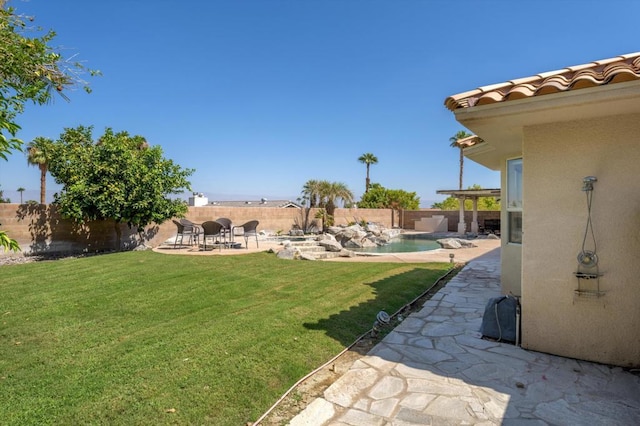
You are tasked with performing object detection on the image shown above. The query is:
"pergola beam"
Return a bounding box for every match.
[436,188,501,234]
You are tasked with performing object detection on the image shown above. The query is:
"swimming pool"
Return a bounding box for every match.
[349,234,442,254]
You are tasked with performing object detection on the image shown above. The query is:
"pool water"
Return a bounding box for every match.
[350,234,441,254]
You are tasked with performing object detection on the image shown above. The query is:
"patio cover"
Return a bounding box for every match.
[436,188,501,233]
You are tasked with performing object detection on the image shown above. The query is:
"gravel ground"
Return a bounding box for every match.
[0,252,115,266]
[0,254,41,266]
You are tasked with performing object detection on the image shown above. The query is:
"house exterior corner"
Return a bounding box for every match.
[445,54,640,367]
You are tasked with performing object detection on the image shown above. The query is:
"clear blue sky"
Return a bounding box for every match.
[1,0,638,207]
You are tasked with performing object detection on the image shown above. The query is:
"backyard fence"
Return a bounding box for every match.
[0,204,392,255]
[0,203,500,256]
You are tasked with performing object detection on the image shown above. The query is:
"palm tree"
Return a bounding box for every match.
[449,131,473,190]
[17,187,25,204]
[300,179,323,208]
[320,181,354,219]
[301,180,354,231]
[299,179,324,232]
[358,153,378,193]
[26,137,53,204]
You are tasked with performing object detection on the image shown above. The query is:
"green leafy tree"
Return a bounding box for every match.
[47,126,194,250]
[449,130,473,190]
[0,3,97,251]
[0,3,98,159]
[0,228,20,251]
[358,183,420,227]
[26,136,53,204]
[358,184,419,210]
[356,183,388,208]
[478,194,500,210]
[358,152,378,193]
[0,183,18,252]
[430,196,460,210]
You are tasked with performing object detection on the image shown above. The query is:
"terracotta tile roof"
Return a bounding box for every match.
[445,52,640,111]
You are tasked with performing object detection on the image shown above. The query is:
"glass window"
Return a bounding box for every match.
[507,158,522,210]
[508,211,522,244]
[507,158,522,244]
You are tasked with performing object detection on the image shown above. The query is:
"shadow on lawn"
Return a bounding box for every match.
[302,265,455,349]
[295,247,640,425]
[15,203,159,254]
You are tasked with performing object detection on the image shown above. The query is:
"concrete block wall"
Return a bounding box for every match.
[0,204,393,255]
[149,206,392,248]
[0,203,141,254]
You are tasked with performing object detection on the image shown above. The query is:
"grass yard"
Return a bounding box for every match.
[0,251,451,425]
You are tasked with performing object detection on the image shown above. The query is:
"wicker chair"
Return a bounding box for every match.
[201,220,226,251]
[232,220,259,249]
[172,219,199,248]
[215,217,233,241]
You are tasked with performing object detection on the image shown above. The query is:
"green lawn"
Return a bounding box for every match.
[0,251,451,425]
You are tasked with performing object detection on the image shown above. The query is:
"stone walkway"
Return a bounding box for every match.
[289,252,640,425]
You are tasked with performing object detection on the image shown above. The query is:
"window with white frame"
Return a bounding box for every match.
[507,158,522,244]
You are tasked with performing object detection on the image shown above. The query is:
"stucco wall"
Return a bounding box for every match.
[0,204,392,255]
[520,113,640,367]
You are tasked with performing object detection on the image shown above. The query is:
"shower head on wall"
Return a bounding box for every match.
[582,176,597,192]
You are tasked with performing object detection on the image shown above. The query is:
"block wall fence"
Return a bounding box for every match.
[0,204,499,255]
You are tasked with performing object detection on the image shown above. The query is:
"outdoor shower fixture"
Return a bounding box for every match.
[582,176,597,192]
[574,176,603,297]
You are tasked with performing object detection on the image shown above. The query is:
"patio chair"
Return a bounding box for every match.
[179,218,201,242]
[201,220,226,251]
[172,219,199,248]
[232,220,259,249]
[215,217,233,241]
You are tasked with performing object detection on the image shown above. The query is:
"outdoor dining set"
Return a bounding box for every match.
[171,218,259,250]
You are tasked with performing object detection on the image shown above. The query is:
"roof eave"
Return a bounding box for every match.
[452,80,640,170]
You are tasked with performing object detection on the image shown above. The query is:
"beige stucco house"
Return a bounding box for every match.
[445,53,640,368]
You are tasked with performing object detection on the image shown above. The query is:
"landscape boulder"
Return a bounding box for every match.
[328,224,389,248]
[318,239,343,252]
[365,222,381,236]
[343,238,377,249]
[339,249,356,257]
[316,233,337,242]
[277,247,300,260]
[437,238,478,249]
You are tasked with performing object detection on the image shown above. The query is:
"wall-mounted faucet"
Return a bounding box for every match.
[582,176,597,192]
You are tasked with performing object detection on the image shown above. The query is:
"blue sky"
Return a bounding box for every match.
[1,0,638,207]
